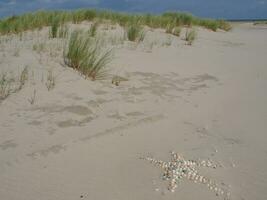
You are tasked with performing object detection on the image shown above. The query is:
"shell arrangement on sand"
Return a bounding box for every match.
[142,152,230,199]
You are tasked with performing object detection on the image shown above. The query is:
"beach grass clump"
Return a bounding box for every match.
[196,19,218,31]
[18,66,29,90]
[49,17,60,38]
[172,27,181,37]
[165,23,175,34]
[0,73,12,100]
[83,10,97,21]
[64,30,112,80]
[0,10,232,35]
[88,22,98,37]
[46,69,56,91]
[58,24,69,38]
[163,12,194,27]
[72,9,97,24]
[126,23,145,42]
[185,29,197,45]
[218,20,232,31]
[33,42,46,53]
[253,21,267,25]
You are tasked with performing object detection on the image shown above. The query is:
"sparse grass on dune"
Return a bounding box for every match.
[0,72,12,100]
[0,10,231,35]
[165,23,175,34]
[126,23,145,42]
[217,20,232,31]
[0,66,29,101]
[64,30,112,80]
[185,29,197,45]
[33,42,46,54]
[253,21,267,25]
[46,69,56,91]
[18,66,29,90]
[49,17,60,38]
[88,22,98,37]
[58,24,69,38]
[172,27,182,37]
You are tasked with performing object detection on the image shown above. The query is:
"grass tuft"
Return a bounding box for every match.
[185,29,196,45]
[58,24,69,38]
[88,22,98,37]
[0,73,12,100]
[49,17,60,38]
[18,66,28,90]
[126,23,145,42]
[0,10,231,35]
[64,30,112,80]
[46,69,56,91]
[218,20,232,31]
[172,27,181,37]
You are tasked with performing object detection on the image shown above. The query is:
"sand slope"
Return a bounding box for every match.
[0,23,267,200]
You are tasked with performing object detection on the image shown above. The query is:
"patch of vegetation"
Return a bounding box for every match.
[88,22,98,37]
[0,10,231,35]
[253,21,267,25]
[185,29,197,45]
[49,17,60,38]
[46,69,56,91]
[28,89,36,105]
[18,66,28,90]
[58,24,69,38]
[64,30,112,80]
[126,23,145,42]
[33,42,46,53]
[165,23,175,34]
[172,27,181,37]
[0,72,12,100]
[0,66,29,101]
[218,20,232,31]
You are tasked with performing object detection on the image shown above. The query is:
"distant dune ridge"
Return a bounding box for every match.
[0,9,231,35]
[1,0,267,19]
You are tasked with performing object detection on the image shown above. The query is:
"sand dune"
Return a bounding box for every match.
[0,22,267,200]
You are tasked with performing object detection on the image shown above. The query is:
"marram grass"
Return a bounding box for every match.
[126,23,145,42]
[0,10,231,35]
[185,29,197,45]
[64,30,112,80]
[172,27,182,37]
[88,22,98,37]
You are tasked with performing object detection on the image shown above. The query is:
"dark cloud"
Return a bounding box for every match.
[0,0,267,19]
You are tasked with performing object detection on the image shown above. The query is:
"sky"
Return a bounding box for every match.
[0,0,267,19]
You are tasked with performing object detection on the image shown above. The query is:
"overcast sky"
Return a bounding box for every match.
[0,0,267,19]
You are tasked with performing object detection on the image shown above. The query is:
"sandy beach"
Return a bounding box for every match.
[0,22,267,200]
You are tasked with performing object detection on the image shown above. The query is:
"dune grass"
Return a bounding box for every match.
[58,24,69,38]
[46,69,56,91]
[0,66,29,101]
[49,17,60,38]
[0,10,231,36]
[18,66,28,90]
[185,29,197,45]
[126,23,145,42]
[165,23,175,34]
[172,27,182,37]
[88,22,98,37]
[0,72,12,100]
[64,30,112,80]
[253,21,267,25]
